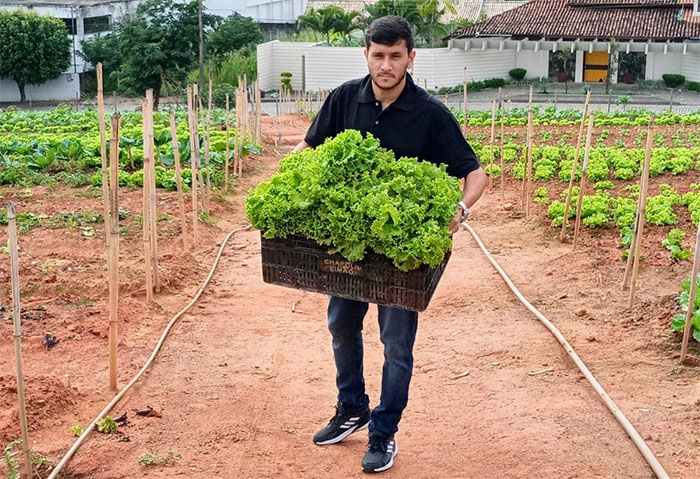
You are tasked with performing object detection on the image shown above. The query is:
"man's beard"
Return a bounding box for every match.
[372,70,407,91]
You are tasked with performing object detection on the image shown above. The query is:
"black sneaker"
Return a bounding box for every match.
[312,402,370,445]
[361,435,398,473]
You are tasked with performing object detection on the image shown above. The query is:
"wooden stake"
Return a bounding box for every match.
[680,222,700,363]
[225,94,231,190]
[169,111,189,252]
[146,90,160,293]
[206,70,213,205]
[186,86,199,248]
[488,99,497,190]
[572,113,595,250]
[525,108,534,216]
[561,89,592,241]
[197,90,209,212]
[627,119,655,307]
[462,67,468,135]
[141,99,153,303]
[499,98,505,204]
[97,63,110,247]
[623,118,655,290]
[255,79,262,145]
[7,203,32,479]
[108,114,120,392]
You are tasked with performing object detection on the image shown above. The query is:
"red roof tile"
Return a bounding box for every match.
[451,0,700,40]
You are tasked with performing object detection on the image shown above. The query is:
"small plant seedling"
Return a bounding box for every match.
[71,425,84,437]
[139,449,182,467]
[96,416,117,434]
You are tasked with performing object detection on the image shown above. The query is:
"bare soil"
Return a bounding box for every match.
[1,115,699,479]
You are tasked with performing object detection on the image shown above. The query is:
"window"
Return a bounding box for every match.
[61,18,77,35]
[84,15,111,34]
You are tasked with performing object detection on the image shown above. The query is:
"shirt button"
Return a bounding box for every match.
[375,102,379,106]
[375,120,379,124]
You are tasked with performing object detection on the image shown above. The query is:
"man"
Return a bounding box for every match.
[293,15,487,473]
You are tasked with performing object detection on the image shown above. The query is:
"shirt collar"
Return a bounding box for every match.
[358,73,416,111]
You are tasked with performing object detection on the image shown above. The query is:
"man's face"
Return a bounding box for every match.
[364,40,416,91]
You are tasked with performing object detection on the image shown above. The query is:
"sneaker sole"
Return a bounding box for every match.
[314,421,369,445]
[363,443,398,473]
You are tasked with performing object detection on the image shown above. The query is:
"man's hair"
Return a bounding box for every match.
[365,16,414,53]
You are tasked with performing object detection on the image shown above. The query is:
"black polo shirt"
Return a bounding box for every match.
[304,73,480,179]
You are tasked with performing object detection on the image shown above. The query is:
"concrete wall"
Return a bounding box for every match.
[515,50,550,79]
[258,41,519,92]
[681,53,700,82]
[0,73,80,102]
[645,52,684,81]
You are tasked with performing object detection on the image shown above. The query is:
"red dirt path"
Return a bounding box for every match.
[1,115,699,479]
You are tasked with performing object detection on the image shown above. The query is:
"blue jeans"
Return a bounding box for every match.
[327,295,418,438]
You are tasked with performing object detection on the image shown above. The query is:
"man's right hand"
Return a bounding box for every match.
[293,140,310,152]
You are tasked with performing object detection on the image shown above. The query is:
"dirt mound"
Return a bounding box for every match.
[0,374,78,444]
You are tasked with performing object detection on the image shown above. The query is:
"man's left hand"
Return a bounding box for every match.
[449,207,462,235]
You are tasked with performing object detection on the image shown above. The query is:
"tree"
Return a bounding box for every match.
[80,33,122,91]
[207,13,263,57]
[0,10,71,103]
[297,6,358,45]
[116,0,216,109]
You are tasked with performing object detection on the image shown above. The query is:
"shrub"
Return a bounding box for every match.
[662,74,685,88]
[484,78,506,88]
[213,83,236,108]
[509,68,526,81]
[687,81,700,92]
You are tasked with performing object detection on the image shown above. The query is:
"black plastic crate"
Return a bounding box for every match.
[260,233,450,312]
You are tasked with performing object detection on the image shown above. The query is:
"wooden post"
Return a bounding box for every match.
[525,108,534,216]
[680,223,700,363]
[146,90,160,293]
[186,86,199,248]
[488,99,497,190]
[7,203,32,479]
[97,63,110,247]
[560,89,592,241]
[626,120,655,306]
[194,90,207,213]
[462,67,468,135]
[169,111,189,252]
[499,98,505,204]
[623,118,655,290]
[225,94,231,190]
[108,114,120,392]
[206,70,213,204]
[255,79,262,145]
[197,90,210,212]
[572,113,595,250]
[141,99,153,303]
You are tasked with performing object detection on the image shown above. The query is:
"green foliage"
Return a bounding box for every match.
[79,33,122,92]
[687,81,700,92]
[71,425,84,437]
[281,71,293,93]
[646,184,680,226]
[297,6,359,45]
[509,68,526,81]
[533,186,549,204]
[670,277,700,342]
[97,416,118,434]
[207,13,263,57]
[187,50,257,90]
[246,130,461,270]
[484,164,501,179]
[662,228,692,261]
[3,439,21,479]
[662,74,685,88]
[594,180,614,192]
[0,10,71,102]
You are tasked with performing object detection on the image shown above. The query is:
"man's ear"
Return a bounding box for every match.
[407,49,416,69]
[363,48,368,61]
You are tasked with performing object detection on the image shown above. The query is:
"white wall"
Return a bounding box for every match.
[207,0,306,23]
[681,53,700,82]
[0,73,80,102]
[575,50,584,83]
[645,52,684,81]
[515,50,549,79]
[258,41,518,92]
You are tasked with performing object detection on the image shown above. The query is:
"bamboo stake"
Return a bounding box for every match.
[97,63,110,247]
[499,98,505,204]
[108,114,120,392]
[225,94,231,190]
[7,203,32,479]
[206,70,213,205]
[234,88,240,179]
[488,99,497,190]
[238,86,244,179]
[194,86,207,212]
[680,223,700,363]
[197,90,209,212]
[255,80,262,145]
[627,120,655,307]
[146,90,160,293]
[186,86,199,248]
[623,118,655,290]
[462,67,468,135]
[169,111,189,252]
[561,89,592,241]
[572,113,595,251]
[525,108,534,216]
[141,99,153,303]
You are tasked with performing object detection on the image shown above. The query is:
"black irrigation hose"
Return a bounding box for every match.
[47,225,251,479]
[463,222,670,479]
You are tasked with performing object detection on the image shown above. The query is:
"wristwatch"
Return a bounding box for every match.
[458,201,470,222]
